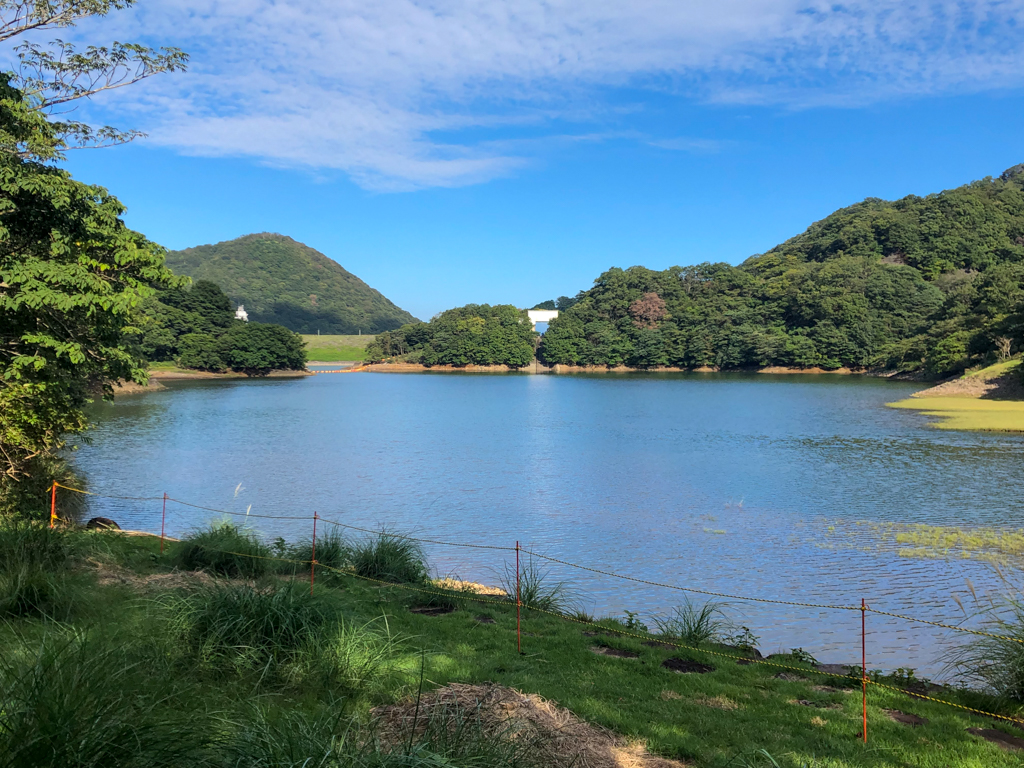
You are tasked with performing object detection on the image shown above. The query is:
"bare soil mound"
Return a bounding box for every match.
[371,683,687,768]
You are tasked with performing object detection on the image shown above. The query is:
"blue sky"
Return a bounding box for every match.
[37,2,1024,320]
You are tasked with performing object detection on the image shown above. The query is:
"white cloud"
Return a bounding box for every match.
[63,0,1024,189]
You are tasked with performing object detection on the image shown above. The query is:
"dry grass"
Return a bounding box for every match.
[692,694,740,711]
[371,683,687,768]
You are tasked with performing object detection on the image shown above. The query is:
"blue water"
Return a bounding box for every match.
[73,370,1024,677]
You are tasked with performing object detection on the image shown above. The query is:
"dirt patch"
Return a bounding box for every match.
[475,615,497,624]
[371,683,687,768]
[92,562,215,591]
[591,646,640,659]
[884,709,928,727]
[790,700,842,711]
[662,657,713,674]
[642,640,677,650]
[693,695,739,711]
[912,366,1024,400]
[409,604,456,616]
[966,727,1024,751]
[812,685,852,694]
[774,673,806,682]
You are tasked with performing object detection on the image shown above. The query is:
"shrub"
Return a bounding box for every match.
[0,634,207,768]
[350,531,428,585]
[173,520,271,578]
[163,581,338,672]
[654,597,731,646]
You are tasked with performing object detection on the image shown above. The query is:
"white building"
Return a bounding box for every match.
[235,305,249,322]
[526,309,558,329]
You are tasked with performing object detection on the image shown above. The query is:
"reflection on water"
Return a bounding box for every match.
[73,371,1024,678]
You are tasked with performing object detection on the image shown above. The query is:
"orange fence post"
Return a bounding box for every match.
[49,482,57,528]
[516,540,522,654]
[160,493,167,554]
[311,512,318,596]
[862,598,868,743]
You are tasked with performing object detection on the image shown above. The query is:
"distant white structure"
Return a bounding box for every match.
[526,309,558,329]
[235,305,249,322]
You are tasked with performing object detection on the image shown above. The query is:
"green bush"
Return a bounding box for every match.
[173,521,271,578]
[350,531,428,585]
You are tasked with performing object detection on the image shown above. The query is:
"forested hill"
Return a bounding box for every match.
[539,164,1024,376]
[166,234,418,334]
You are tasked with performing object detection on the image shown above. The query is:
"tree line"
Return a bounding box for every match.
[536,167,1024,373]
[365,304,537,367]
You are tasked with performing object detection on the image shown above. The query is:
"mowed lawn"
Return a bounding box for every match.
[888,397,1024,431]
[302,334,373,361]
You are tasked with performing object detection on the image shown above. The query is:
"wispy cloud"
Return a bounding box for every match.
[60,0,1024,190]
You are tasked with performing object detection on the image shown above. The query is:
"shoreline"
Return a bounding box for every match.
[887,360,1024,432]
[365,361,923,377]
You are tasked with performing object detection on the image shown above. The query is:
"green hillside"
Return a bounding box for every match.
[166,234,418,334]
[538,164,1024,375]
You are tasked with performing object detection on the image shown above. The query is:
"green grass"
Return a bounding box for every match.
[302,334,373,362]
[963,358,1021,379]
[173,520,272,578]
[3,525,1024,767]
[887,397,1024,432]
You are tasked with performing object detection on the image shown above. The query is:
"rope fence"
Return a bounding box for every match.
[46,482,1024,738]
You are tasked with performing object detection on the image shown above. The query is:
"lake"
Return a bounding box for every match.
[73,370,1024,678]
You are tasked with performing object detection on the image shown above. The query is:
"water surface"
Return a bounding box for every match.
[74,371,1024,677]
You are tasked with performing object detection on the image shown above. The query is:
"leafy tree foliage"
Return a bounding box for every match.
[0,0,186,512]
[539,166,1024,375]
[366,305,537,367]
[218,323,306,377]
[133,280,307,375]
[0,79,176,499]
[166,233,417,334]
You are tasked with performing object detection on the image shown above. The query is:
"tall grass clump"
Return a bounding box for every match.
[350,530,427,584]
[173,520,271,578]
[292,617,404,696]
[944,593,1024,703]
[283,528,351,582]
[0,522,82,620]
[654,597,731,645]
[163,581,339,673]
[0,633,208,768]
[498,554,575,613]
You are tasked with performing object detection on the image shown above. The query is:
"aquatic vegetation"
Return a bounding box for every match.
[888,397,1024,432]
[821,519,1024,566]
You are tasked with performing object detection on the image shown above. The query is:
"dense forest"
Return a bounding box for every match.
[365,305,536,367]
[536,165,1024,374]
[167,234,418,335]
[133,281,306,376]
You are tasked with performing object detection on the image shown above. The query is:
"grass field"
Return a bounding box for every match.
[3,521,1023,768]
[302,333,373,361]
[888,397,1024,431]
